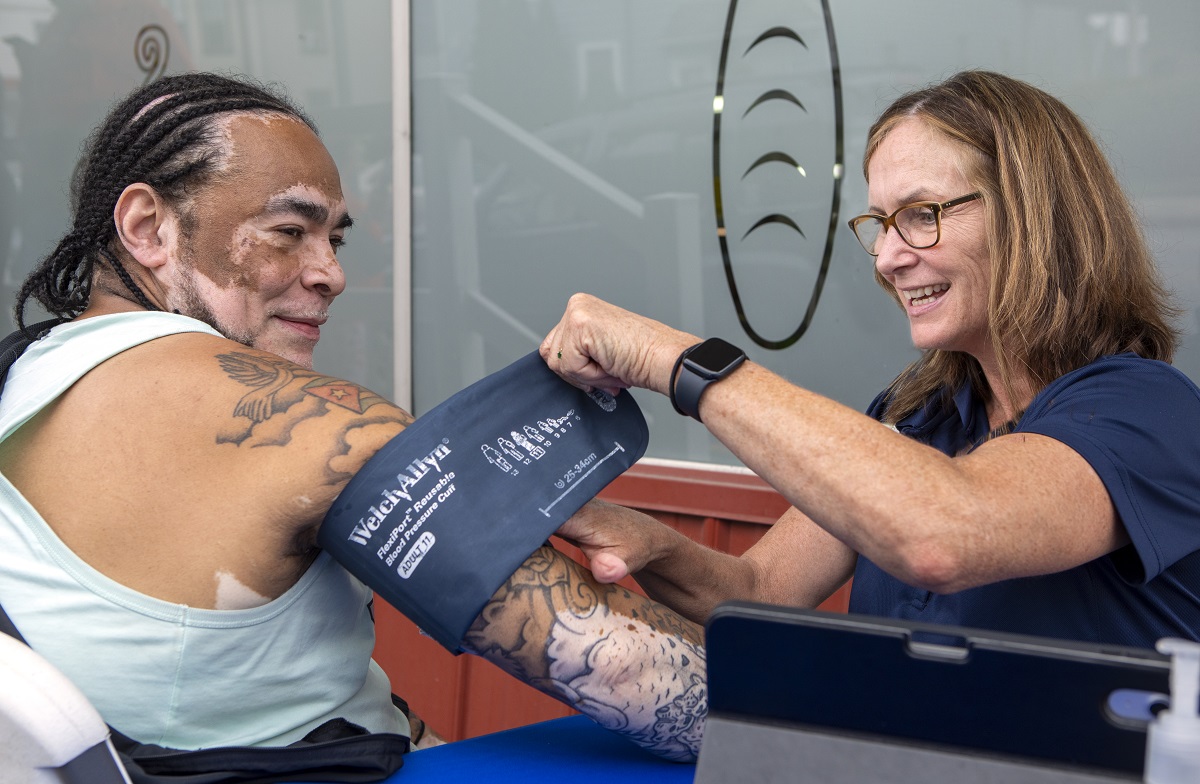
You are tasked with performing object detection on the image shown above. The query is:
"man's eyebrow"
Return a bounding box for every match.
[263,195,353,230]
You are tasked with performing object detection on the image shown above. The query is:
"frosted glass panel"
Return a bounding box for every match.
[0,0,394,397]
[411,0,1200,465]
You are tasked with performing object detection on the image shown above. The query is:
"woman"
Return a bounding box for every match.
[542,70,1200,648]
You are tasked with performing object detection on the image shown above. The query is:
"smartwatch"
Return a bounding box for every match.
[670,337,747,422]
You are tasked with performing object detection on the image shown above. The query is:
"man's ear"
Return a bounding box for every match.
[113,183,176,271]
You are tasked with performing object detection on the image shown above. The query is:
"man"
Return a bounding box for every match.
[0,73,705,763]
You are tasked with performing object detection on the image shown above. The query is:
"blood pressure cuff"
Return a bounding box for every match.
[318,351,649,652]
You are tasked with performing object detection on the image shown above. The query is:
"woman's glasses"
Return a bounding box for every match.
[847,192,981,256]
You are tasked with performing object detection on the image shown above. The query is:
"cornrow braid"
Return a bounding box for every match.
[15,72,316,335]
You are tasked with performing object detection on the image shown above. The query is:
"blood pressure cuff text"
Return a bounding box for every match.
[318,351,649,651]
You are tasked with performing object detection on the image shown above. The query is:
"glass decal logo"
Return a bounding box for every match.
[712,0,844,349]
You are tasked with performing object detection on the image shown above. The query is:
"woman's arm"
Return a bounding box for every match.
[561,501,857,623]
[542,294,1125,594]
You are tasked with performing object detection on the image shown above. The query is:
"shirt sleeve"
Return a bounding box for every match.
[1018,356,1200,583]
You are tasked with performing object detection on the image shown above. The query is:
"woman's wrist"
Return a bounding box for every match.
[668,342,703,415]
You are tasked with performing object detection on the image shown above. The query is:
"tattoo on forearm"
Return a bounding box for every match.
[464,546,707,762]
[214,351,412,481]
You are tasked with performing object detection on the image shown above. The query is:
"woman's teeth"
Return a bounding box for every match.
[904,283,949,307]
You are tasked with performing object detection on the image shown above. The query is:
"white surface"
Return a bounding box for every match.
[0,633,123,782]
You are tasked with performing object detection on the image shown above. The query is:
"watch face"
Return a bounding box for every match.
[685,338,746,376]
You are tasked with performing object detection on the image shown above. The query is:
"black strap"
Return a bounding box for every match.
[1,319,59,646]
[111,723,407,784]
[1,602,407,782]
[0,599,26,643]
[0,318,65,392]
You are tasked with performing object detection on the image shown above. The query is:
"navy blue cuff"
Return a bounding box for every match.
[318,351,649,651]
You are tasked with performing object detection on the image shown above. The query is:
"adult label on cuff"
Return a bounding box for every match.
[318,351,649,651]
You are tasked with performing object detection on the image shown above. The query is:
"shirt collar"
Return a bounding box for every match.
[891,381,991,456]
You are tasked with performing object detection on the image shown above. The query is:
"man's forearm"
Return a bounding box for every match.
[463,544,707,762]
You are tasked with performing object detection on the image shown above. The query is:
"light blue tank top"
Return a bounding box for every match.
[0,312,409,748]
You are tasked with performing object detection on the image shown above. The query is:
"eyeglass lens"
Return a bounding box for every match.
[855,204,940,255]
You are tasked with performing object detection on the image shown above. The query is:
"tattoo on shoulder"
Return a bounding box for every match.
[214,351,412,455]
[464,546,707,762]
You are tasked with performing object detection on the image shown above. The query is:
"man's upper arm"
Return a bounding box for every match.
[130,332,413,532]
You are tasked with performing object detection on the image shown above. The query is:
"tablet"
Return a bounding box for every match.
[696,602,1170,783]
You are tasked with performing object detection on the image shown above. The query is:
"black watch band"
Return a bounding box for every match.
[670,337,747,422]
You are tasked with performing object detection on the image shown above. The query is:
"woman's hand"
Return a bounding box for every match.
[556,499,670,583]
[540,293,697,397]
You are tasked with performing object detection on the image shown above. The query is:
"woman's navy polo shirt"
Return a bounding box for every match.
[849,354,1200,648]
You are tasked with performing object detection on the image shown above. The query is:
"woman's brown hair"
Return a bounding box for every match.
[865,70,1180,424]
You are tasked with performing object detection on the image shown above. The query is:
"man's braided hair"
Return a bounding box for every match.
[15,72,315,335]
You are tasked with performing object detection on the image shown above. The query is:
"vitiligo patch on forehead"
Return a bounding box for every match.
[220,113,342,192]
[213,110,304,139]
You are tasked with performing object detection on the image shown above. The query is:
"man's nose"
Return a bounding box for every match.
[303,245,347,298]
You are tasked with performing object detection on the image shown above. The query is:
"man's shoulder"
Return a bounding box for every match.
[43,310,221,343]
[17,311,222,372]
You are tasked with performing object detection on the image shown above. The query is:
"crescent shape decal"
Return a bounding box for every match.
[741,88,807,119]
[744,26,809,55]
[712,0,844,350]
[742,213,806,241]
[742,151,806,180]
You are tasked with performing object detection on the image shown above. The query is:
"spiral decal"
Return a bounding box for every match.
[713,0,844,350]
[135,24,170,85]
